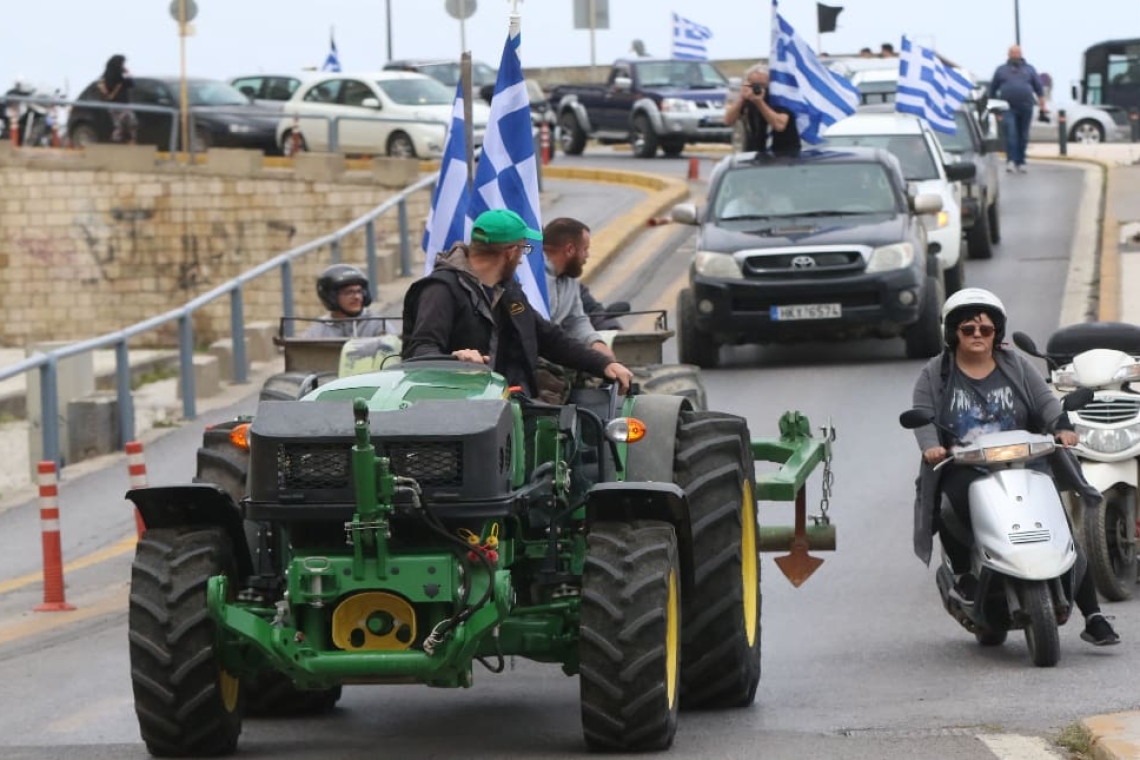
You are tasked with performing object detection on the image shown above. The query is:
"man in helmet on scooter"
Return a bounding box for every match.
[302,264,391,338]
[910,287,1120,646]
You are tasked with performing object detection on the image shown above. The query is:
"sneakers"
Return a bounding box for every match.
[1006,161,1015,173]
[951,573,977,604]
[1016,164,1028,174]
[1081,613,1120,646]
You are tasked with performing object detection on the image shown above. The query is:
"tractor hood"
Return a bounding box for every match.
[304,361,510,410]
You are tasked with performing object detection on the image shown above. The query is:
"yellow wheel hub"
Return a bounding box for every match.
[665,568,680,708]
[741,478,758,647]
[219,667,240,713]
[332,592,417,651]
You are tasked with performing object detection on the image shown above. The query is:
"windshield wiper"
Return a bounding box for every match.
[719,213,781,221]
[790,210,881,217]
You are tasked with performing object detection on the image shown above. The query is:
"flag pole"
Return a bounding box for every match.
[461,52,473,193]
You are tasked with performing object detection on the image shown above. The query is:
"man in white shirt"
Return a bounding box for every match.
[542,218,616,359]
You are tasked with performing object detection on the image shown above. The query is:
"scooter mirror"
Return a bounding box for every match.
[899,409,934,429]
[1012,331,1041,356]
[1062,387,1095,411]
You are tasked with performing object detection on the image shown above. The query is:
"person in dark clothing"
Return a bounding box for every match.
[402,208,634,397]
[724,64,800,154]
[580,284,623,331]
[909,287,1119,646]
[987,44,1048,174]
[97,54,136,144]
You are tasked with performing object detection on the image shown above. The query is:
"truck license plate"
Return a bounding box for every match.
[770,303,841,321]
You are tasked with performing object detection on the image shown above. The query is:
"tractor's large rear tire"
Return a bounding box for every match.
[129,527,244,756]
[244,673,342,717]
[580,521,681,752]
[631,363,708,411]
[673,410,761,708]
[194,421,249,502]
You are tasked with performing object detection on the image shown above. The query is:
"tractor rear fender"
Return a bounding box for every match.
[127,483,255,578]
[623,393,685,482]
[585,481,695,589]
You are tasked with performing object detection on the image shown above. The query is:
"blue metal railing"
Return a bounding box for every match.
[0,172,438,470]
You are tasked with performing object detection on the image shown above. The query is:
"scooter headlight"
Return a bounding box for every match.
[1076,422,1140,454]
[983,443,1031,462]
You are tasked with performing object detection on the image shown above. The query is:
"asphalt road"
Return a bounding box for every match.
[0,155,1125,760]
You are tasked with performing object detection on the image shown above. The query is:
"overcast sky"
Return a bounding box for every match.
[6,1,1136,102]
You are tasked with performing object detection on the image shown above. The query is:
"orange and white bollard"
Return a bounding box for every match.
[540,121,551,165]
[49,106,60,148]
[35,461,74,612]
[687,156,700,180]
[7,106,20,147]
[126,441,148,537]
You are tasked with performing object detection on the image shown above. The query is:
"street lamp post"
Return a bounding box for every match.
[1013,0,1021,45]
[386,0,393,61]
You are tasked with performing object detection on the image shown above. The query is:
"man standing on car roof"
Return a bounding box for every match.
[724,64,800,154]
[988,45,1048,174]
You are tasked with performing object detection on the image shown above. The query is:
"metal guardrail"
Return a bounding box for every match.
[0,169,438,471]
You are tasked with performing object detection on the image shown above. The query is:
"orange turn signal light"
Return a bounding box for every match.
[229,423,251,451]
[604,417,647,444]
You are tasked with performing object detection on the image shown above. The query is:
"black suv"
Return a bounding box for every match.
[671,148,946,367]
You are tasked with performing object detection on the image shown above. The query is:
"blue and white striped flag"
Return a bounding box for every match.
[422,80,472,271]
[768,0,859,144]
[672,13,712,61]
[896,37,972,134]
[321,31,341,72]
[468,26,549,317]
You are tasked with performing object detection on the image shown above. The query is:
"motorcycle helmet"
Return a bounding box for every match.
[317,264,371,315]
[941,287,1007,348]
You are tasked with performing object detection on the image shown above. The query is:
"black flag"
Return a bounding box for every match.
[817,2,843,33]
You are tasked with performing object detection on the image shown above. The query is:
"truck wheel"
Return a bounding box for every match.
[580,521,681,751]
[1085,486,1136,602]
[673,410,760,708]
[661,137,685,157]
[559,111,586,155]
[966,202,993,260]
[943,245,966,294]
[130,527,244,756]
[631,114,659,158]
[259,370,337,401]
[904,276,943,359]
[245,673,342,717]
[677,288,719,369]
[1021,580,1060,667]
[987,199,1001,243]
[631,363,707,411]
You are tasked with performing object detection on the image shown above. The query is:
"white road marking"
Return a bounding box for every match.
[978,733,1064,759]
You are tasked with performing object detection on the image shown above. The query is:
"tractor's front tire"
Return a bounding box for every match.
[579,521,681,752]
[129,527,244,756]
[673,410,761,708]
[244,672,342,717]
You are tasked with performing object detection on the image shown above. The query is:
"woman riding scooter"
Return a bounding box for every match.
[910,287,1120,646]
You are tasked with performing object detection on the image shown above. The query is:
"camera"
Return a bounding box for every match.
[750,83,764,96]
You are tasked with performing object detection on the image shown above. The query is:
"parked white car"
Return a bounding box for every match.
[823,113,976,295]
[277,71,490,158]
[985,97,1127,144]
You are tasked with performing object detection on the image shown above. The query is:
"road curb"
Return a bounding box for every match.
[1083,714,1140,760]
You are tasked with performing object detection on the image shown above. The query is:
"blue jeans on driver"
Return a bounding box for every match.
[1002,104,1033,167]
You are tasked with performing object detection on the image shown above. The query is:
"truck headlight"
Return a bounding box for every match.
[694,251,742,279]
[1076,423,1140,454]
[661,98,695,113]
[866,243,915,273]
[935,210,950,228]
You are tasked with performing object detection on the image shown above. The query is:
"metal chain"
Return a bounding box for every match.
[815,419,836,525]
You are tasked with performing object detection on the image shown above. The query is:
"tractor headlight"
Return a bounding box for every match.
[1076,423,1140,454]
[694,251,743,279]
[866,242,915,273]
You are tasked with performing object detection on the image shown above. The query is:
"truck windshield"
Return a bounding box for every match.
[824,134,939,181]
[634,61,727,89]
[935,111,973,154]
[713,163,899,219]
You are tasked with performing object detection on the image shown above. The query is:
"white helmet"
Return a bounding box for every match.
[941,287,1007,346]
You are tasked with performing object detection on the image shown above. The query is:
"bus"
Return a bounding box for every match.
[1076,38,1140,111]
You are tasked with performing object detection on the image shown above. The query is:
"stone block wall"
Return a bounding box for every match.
[0,148,431,347]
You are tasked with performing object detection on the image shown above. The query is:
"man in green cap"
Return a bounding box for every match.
[402,208,634,397]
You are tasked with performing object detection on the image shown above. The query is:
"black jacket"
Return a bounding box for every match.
[401,244,612,395]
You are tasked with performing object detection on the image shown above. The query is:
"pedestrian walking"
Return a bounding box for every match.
[988,45,1048,173]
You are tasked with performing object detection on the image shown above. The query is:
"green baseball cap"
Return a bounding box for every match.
[471,209,542,245]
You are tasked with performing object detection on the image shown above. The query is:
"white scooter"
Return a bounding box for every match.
[900,389,1092,667]
[1014,325,1140,601]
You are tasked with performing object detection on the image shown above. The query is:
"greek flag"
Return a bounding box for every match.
[896,37,972,134]
[672,13,712,61]
[468,28,549,317]
[422,80,472,271]
[321,31,341,72]
[768,0,858,144]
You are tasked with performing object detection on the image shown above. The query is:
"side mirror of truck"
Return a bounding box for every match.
[671,202,699,225]
[982,137,1004,154]
[911,193,942,215]
[944,161,976,182]
[612,76,632,92]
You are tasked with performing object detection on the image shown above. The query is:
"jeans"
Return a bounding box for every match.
[1002,104,1033,166]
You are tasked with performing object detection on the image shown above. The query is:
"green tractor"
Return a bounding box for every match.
[127,358,836,755]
